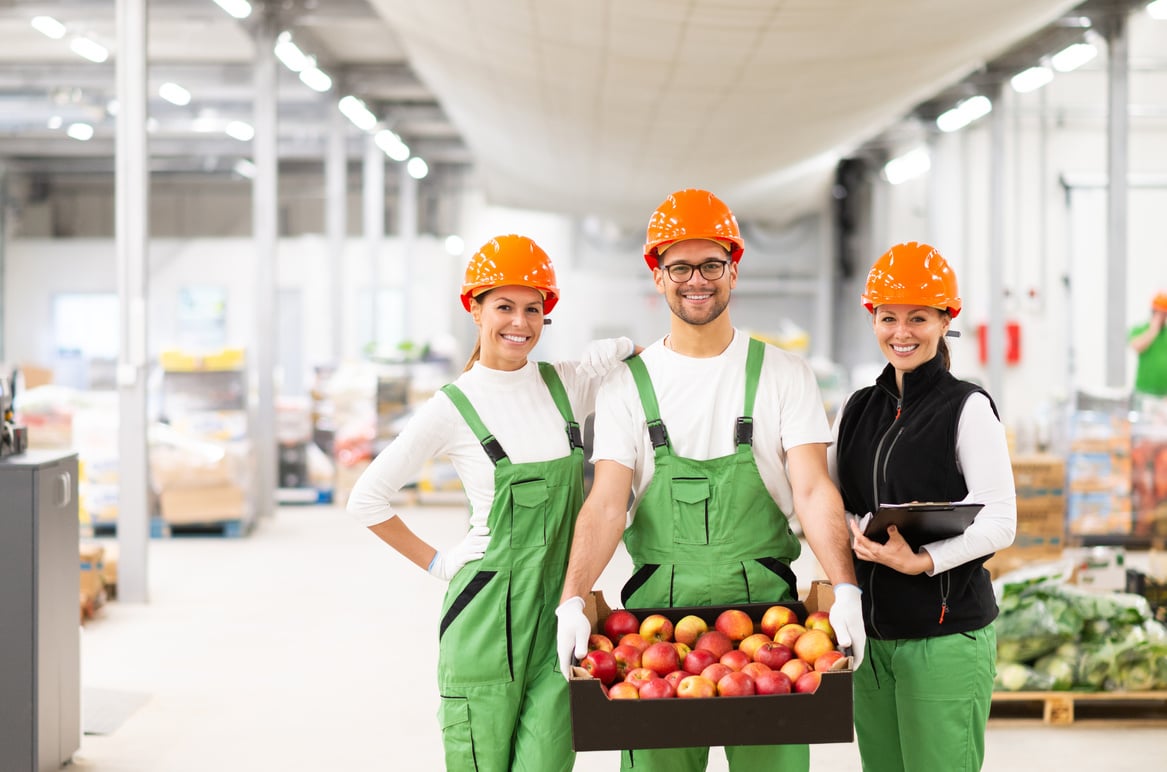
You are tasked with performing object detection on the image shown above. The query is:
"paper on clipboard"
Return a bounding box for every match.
[862,502,984,546]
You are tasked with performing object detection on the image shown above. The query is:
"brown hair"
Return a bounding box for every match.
[462,340,482,372]
[939,310,953,370]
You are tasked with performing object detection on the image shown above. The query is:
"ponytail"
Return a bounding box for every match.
[462,340,481,372]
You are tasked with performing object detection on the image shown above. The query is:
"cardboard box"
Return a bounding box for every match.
[568,582,853,751]
[159,484,247,524]
[79,543,106,608]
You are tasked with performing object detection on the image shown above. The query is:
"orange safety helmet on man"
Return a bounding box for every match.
[862,241,962,319]
[1152,292,1167,313]
[643,188,744,270]
[460,234,560,314]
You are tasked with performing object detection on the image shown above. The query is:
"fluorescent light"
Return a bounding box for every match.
[338,95,377,131]
[444,235,464,256]
[233,159,256,178]
[159,82,191,106]
[883,147,931,185]
[225,120,254,141]
[47,116,64,130]
[936,95,992,133]
[375,129,409,162]
[406,157,428,180]
[69,37,109,63]
[30,16,66,39]
[1148,0,1167,19]
[66,123,94,141]
[1051,42,1097,72]
[299,66,332,93]
[274,32,309,72]
[212,0,252,20]
[1010,65,1054,94]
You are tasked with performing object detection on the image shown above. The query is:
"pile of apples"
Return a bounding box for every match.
[578,605,848,700]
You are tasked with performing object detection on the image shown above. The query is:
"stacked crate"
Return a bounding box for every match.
[987,454,1067,578]
[1064,410,1132,539]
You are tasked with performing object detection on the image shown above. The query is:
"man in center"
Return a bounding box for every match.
[556,188,864,771]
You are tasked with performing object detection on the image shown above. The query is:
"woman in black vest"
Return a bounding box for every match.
[828,242,1016,772]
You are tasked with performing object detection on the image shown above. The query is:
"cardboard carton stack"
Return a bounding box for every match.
[987,454,1067,578]
[1064,409,1132,538]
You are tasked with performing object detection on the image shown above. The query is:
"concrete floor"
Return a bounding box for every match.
[71,502,1166,771]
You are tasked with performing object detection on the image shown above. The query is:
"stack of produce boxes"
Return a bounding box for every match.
[1064,409,1132,540]
[1130,397,1167,540]
[987,454,1066,578]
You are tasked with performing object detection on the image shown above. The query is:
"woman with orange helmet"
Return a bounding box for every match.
[1129,291,1167,402]
[828,242,1017,772]
[348,234,635,771]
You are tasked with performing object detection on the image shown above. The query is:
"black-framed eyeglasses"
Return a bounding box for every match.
[661,259,729,283]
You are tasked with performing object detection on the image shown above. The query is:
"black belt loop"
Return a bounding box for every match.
[734,416,754,446]
[481,436,507,464]
[647,420,669,449]
[566,422,584,451]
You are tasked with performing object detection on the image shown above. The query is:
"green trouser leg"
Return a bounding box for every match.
[854,626,996,772]
[620,743,809,771]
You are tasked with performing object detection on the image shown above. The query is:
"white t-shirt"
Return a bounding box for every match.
[346,360,599,528]
[591,330,832,522]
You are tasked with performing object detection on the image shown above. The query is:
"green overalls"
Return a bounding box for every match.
[619,338,809,772]
[435,364,583,772]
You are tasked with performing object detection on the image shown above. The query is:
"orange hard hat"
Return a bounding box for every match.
[1152,292,1167,313]
[863,241,962,318]
[643,188,744,270]
[460,234,559,313]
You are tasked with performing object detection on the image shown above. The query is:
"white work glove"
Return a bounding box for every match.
[576,337,635,379]
[830,583,867,670]
[427,526,490,581]
[555,595,591,680]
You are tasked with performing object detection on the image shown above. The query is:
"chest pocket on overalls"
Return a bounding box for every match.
[509,479,549,549]
[671,478,711,545]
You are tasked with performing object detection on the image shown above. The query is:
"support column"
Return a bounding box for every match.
[363,133,384,351]
[1104,15,1129,389]
[326,98,347,363]
[398,163,417,343]
[987,82,1007,415]
[114,0,150,602]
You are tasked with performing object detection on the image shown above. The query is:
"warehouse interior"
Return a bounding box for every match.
[2,0,1167,769]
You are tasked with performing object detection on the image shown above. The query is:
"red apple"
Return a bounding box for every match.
[754,670,793,695]
[694,630,734,659]
[664,669,688,691]
[714,609,755,642]
[676,674,717,698]
[624,667,659,690]
[603,609,641,641]
[673,642,692,664]
[741,661,772,681]
[738,633,771,660]
[717,670,756,697]
[753,641,794,670]
[794,670,822,694]
[793,629,835,664]
[719,649,752,672]
[608,681,641,700]
[682,648,718,675]
[639,677,677,700]
[611,643,642,677]
[642,641,681,676]
[581,649,618,685]
[804,610,837,643]
[814,650,848,672]
[779,658,810,683]
[618,633,649,654]
[674,614,709,647]
[760,604,799,638]
[640,613,675,643]
[587,633,614,653]
[774,623,808,650]
[700,662,733,685]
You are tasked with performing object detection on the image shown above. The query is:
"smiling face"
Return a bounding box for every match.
[653,238,737,327]
[470,285,545,371]
[873,304,950,382]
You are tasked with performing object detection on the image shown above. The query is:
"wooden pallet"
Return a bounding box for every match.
[151,518,250,538]
[990,690,1167,725]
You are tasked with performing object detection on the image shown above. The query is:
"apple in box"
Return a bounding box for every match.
[603,609,640,641]
[793,629,835,664]
[760,604,799,638]
[719,649,751,672]
[804,610,837,643]
[674,614,708,647]
[581,649,618,685]
[683,648,718,675]
[642,641,681,677]
[640,613,674,643]
[676,674,717,699]
[717,671,756,697]
[694,630,734,659]
[714,609,754,642]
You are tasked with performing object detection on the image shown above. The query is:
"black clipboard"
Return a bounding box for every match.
[862,502,984,546]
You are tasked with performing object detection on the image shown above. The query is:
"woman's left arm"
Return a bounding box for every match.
[922,392,1017,574]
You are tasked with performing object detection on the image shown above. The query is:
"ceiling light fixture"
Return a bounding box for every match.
[69,37,109,63]
[212,0,252,20]
[375,129,409,162]
[159,82,192,106]
[233,159,257,178]
[47,116,64,130]
[1010,65,1054,94]
[882,147,931,185]
[338,95,377,131]
[66,123,95,141]
[1146,0,1167,20]
[936,95,992,132]
[444,235,464,256]
[1050,41,1097,72]
[30,16,67,39]
[225,120,254,141]
[274,32,309,72]
[299,65,332,93]
[406,157,428,180]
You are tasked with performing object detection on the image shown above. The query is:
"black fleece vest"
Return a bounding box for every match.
[835,353,999,639]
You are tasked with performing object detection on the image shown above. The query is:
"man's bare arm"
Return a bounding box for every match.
[560,460,635,602]
[787,443,857,586]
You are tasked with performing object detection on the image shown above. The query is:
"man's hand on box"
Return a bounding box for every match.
[829,583,866,669]
[555,596,590,680]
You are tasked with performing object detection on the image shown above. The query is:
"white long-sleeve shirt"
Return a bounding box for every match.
[346,360,600,528]
[827,391,1017,575]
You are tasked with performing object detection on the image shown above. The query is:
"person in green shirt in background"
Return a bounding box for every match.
[1129,292,1167,409]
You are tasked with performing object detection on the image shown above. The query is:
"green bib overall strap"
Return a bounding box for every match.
[736,337,764,448]
[441,384,509,466]
[536,362,584,452]
[625,355,670,461]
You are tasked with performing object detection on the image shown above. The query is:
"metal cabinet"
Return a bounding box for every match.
[0,451,80,772]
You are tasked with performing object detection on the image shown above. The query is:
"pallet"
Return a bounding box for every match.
[990,690,1167,725]
[150,518,250,538]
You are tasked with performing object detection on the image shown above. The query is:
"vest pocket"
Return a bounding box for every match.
[438,569,513,687]
[670,477,711,545]
[509,479,549,549]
